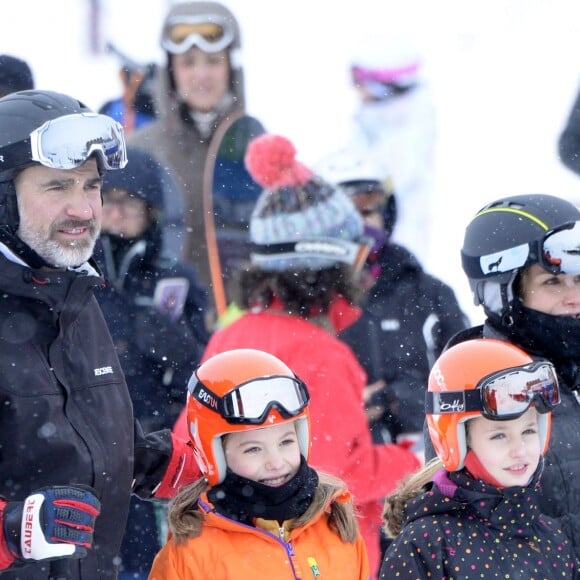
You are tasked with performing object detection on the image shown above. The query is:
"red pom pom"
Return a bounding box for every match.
[245,134,312,189]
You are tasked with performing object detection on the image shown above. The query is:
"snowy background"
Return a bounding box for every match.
[3,0,580,323]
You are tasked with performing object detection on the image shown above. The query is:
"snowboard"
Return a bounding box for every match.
[203,112,265,317]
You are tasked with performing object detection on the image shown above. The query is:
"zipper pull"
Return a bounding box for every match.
[308,557,321,577]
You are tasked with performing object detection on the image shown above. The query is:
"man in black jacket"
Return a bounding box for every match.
[0,90,198,579]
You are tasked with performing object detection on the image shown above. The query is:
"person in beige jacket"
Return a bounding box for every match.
[129,2,257,324]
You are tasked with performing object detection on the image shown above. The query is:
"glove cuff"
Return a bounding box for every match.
[153,434,200,498]
[0,500,18,568]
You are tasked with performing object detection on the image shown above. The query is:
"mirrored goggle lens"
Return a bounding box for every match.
[30,113,127,170]
[224,376,309,422]
[162,15,234,54]
[541,221,580,275]
[426,362,560,419]
[480,362,560,418]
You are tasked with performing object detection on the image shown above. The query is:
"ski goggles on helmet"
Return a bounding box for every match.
[426,361,560,420]
[0,113,127,173]
[162,14,234,54]
[341,180,390,217]
[463,220,580,278]
[539,221,580,274]
[189,374,310,425]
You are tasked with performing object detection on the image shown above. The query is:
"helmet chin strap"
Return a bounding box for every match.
[0,178,53,269]
[480,274,519,323]
[0,180,20,234]
[500,282,515,327]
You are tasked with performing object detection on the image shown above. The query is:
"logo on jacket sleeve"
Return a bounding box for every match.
[94,366,114,376]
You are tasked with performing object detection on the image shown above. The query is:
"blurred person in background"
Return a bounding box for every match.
[129,1,255,324]
[99,43,157,135]
[96,147,210,578]
[0,54,34,97]
[346,34,436,268]
[317,147,468,449]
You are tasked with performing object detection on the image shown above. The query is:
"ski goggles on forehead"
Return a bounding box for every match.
[189,374,310,425]
[30,112,127,171]
[463,220,580,278]
[162,14,234,54]
[539,221,580,274]
[426,361,560,420]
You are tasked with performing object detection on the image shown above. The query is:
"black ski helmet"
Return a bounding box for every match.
[461,193,580,317]
[0,90,101,232]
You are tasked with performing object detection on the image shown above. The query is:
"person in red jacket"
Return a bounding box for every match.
[173,133,420,577]
[152,349,370,579]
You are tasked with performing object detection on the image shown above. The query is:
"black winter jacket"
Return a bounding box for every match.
[96,237,209,433]
[0,250,174,579]
[380,466,577,578]
[342,244,468,441]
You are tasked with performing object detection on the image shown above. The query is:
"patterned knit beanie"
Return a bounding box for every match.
[245,134,367,271]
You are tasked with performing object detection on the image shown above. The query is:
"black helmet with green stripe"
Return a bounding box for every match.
[461,194,580,318]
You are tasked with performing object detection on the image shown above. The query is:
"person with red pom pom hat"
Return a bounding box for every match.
[173,132,421,578]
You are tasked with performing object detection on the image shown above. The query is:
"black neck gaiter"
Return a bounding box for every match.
[207,455,319,524]
[488,300,580,388]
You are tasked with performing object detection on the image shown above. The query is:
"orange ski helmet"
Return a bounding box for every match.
[186,348,311,485]
[426,339,559,471]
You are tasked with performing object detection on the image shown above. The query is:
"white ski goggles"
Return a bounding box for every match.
[0,113,127,173]
[464,220,580,278]
[189,374,310,425]
[30,113,127,171]
[426,361,560,420]
[540,221,580,274]
[162,14,234,54]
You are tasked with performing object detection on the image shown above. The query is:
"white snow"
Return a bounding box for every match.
[3,0,580,323]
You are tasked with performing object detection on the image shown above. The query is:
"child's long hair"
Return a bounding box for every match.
[168,470,360,543]
[382,457,443,538]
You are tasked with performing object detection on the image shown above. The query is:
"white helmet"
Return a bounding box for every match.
[315,146,387,186]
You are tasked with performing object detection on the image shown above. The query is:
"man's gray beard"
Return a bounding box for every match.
[18,223,99,268]
[37,238,96,268]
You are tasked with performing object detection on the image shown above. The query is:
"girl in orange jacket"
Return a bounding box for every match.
[150,348,370,580]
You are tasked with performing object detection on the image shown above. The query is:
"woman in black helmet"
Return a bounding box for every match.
[424,193,580,565]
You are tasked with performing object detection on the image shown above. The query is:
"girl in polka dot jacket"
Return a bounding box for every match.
[380,338,578,579]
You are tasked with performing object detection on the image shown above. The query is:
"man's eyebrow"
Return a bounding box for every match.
[39,175,103,188]
[39,177,76,188]
[88,176,104,187]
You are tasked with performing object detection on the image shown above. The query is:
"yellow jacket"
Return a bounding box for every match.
[149,490,370,579]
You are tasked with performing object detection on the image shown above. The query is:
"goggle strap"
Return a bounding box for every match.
[251,238,369,267]
[189,381,225,415]
[425,389,482,415]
